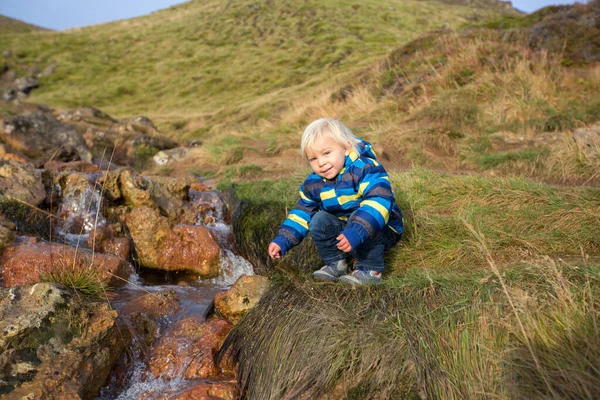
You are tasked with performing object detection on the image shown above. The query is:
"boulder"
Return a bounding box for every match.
[0,283,130,399]
[125,206,220,277]
[573,123,600,158]
[13,76,39,95]
[0,157,46,206]
[120,170,194,220]
[119,169,155,209]
[0,240,132,289]
[214,274,270,325]
[147,317,232,380]
[119,116,160,135]
[55,106,115,124]
[153,147,190,166]
[0,111,92,162]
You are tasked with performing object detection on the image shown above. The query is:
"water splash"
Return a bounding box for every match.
[190,190,254,286]
[209,249,254,287]
[56,181,106,246]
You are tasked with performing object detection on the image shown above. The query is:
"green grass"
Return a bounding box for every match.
[0,0,513,128]
[228,168,600,276]
[40,264,107,299]
[222,167,600,397]
[220,259,600,399]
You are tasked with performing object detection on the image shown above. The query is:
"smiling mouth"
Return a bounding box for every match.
[322,167,332,175]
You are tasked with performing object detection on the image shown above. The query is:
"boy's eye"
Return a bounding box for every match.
[309,158,316,162]
[324,151,330,155]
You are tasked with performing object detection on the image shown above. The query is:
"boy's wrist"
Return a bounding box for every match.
[340,227,364,250]
[271,235,291,256]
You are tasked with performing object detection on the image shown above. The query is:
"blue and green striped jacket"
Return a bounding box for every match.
[272,139,403,256]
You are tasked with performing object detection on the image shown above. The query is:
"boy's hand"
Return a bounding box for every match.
[336,234,352,253]
[268,242,282,259]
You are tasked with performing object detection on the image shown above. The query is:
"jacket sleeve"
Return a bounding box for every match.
[271,183,319,256]
[341,161,394,249]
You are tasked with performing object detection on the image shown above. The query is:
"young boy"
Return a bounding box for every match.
[268,118,403,285]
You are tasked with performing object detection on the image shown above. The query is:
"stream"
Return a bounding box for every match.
[55,175,254,399]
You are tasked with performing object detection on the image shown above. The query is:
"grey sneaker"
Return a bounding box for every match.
[312,259,348,282]
[339,270,382,286]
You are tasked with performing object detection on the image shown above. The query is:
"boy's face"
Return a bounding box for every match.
[306,136,350,180]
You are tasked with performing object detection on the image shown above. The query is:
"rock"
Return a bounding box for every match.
[121,116,159,134]
[86,226,131,261]
[13,76,39,95]
[0,283,130,399]
[44,160,100,174]
[0,225,14,254]
[120,170,192,219]
[214,274,269,325]
[121,290,180,319]
[55,106,115,124]
[1,88,15,101]
[153,147,189,166]
[573,123,600,158]
[3,50,12,58]
[38,63,56,78]
[125,206,220,277]
[147,317,232,380]
[119,169,155,209]
[88,170,120,201]
[0,240,132,289]
[172,381,239,400]
[0,111,92,162]
[0,157,46,206]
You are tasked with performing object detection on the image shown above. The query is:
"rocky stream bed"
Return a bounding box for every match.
[0,101,269,399]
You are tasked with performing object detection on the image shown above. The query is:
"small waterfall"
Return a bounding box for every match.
[56,177,106,246]
[190,189,254,287]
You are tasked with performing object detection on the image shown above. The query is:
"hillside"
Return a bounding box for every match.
[0,15,49,34]
[0,0,517,127]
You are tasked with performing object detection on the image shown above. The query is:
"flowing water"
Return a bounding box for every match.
[56,176,253,399]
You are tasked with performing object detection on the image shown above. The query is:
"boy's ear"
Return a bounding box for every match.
[344,141,353,156]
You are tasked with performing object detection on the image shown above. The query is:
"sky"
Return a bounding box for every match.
[0,0,582,31]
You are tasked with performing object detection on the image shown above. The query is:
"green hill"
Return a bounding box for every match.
[0,0,517,127]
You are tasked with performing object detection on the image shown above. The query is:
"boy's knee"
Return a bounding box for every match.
[309,211,341,239]
[309,211,336,229]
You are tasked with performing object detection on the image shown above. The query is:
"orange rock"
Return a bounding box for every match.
[2,153,28,163]
[125,206,220,277]
[173,382,239,400]
[214,275,270,325]
[121,290,180,319]
[147,317,232,381]
[0,241,132,288]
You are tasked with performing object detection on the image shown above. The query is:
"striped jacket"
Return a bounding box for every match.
[272,139,403,256]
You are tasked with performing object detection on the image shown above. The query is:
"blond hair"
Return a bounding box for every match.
[300,118,360,161]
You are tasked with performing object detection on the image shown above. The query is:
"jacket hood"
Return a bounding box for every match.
[355,138,377,160]
[344,138,376,167]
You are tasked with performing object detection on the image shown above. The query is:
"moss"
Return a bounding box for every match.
[0,199,52,239]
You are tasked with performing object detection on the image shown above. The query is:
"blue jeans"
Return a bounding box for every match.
[308,211,400,272]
